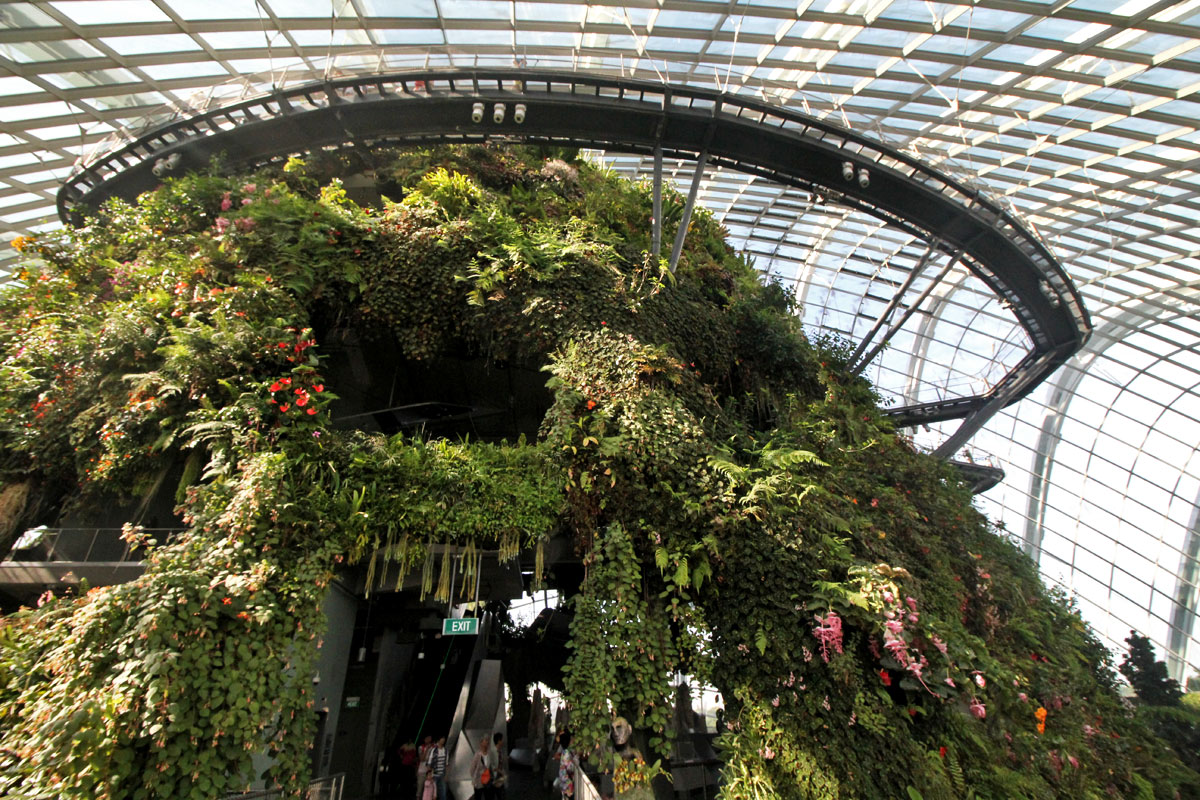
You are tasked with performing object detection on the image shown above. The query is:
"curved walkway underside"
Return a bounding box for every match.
[57,68,1091,440]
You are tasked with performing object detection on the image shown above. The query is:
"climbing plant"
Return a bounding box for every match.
[0,144,1195,799]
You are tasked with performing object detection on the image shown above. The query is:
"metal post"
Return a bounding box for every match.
[472,553,482,614]
[668,100,721,274]
[668,149,708,274]
[932,351,1052,459]
[652,141,663,259]
[850,251,962,377]
[446,550,457,617]
[846,240,939,370]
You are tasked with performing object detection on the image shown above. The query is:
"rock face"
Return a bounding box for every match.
[0,145,1194,799]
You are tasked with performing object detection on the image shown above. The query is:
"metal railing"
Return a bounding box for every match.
[2,527,183,564]
[223,773,345,800]
[52,67,1091,435]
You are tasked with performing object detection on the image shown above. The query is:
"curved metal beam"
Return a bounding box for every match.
[1021,293,1200,679]
[56,68,1091,429]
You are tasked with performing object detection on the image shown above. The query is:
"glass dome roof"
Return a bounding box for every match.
[1,0,1197,681]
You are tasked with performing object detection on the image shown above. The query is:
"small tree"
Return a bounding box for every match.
[1120,630,1183,707]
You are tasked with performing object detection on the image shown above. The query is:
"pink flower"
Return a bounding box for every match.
[242,183,257,193]
[931,635,948,655]
[973,673,986,688]
[905,596,917,611]
[234,217,256,232]
[812,612,844,663]
[220,192,232,211]
[214,217,231,234]
[241,197,252,206]
[1018,692,1028,702]
[883,634,909,666]
[1067,755,1079,769]
[771,696,779,707]
[883,591,894,603]
[969,699,986,720]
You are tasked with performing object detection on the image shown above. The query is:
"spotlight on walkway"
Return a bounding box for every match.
[471,102,484,123]
[841,160,854,181]
[513,103,526,123]
[857,168,870,189]
[493,103,506,123]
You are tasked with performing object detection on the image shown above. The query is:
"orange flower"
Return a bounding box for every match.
[1034,707,1047,722]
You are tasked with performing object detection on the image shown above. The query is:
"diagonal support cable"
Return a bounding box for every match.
[846,239,939,370]
[850,246,963,377]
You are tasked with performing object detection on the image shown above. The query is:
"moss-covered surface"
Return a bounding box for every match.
[0,146,1194,799]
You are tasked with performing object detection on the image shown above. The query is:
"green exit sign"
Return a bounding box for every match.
[442,617,479,636]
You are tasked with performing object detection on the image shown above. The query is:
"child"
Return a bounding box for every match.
[422,770,437,800]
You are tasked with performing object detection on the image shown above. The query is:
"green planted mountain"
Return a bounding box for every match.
[0,146,1193,799]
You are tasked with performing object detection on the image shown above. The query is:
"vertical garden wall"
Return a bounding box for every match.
[0,146,1195,799]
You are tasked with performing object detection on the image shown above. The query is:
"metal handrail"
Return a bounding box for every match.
[53,67,1091,434]
[223,773,345,800]
[2,527,184,564]
[57,68,1084,331]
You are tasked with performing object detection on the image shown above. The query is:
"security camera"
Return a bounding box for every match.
[513,103,526,124]
[471,102,484,123]
[493,103,506,123]
[857,168,870,189]
[841,161,854,182]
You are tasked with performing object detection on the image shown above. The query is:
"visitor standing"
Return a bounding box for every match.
[426,736,448,800]
[490,732,507,800]
[469,735,493,800]
[557,732,576,800]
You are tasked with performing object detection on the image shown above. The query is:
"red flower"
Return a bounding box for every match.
[307,408,317,415]
[294,387,304,394]
[279,403,290,412]
[221,597,232,605]
[296,396,308,407]
[270,382,281,392]
[313,384,324,393]
[939,746,947,759]
[277,342,288,349]
[879,669,891,686]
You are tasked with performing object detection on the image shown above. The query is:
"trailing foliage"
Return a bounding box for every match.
[0,144,1195,799]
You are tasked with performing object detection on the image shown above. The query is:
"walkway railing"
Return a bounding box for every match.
[2,527,183,564]
[223,773,345,800]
